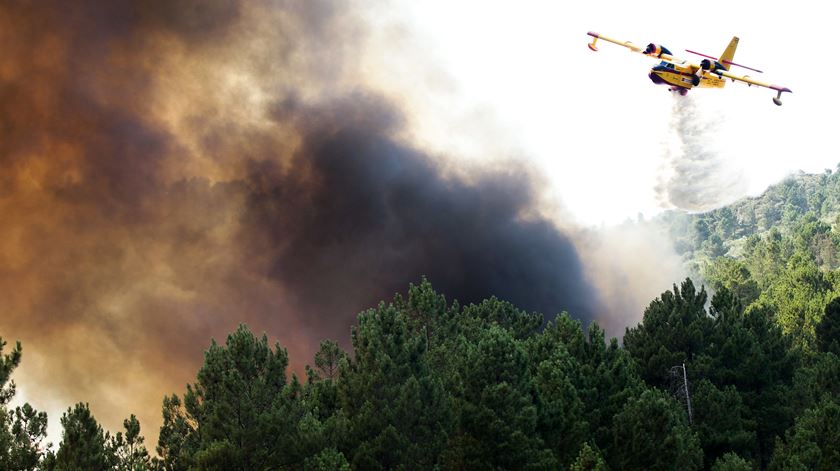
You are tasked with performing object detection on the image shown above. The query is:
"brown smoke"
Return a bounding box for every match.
[0,0,608,443]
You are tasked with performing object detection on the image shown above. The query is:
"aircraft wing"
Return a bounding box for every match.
[586,32,644,53]
[716,69,792,98]
[587,32,692,66]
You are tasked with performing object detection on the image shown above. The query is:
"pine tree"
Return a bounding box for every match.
[7,403,49,471]
[304,447,350,470]
[48,403,115,471]
[155,394,193,471]
[611,389,703,471]
[569,442,607,471]
[159,324,305,470]
[769,398,840,471]
[711,452,753,471]
[1,338,49,471]
[0,338,21,405]
[339,300,453,470]
[624,279,712,387]
[690,379,756,465]
[111,414,151,470]
[444,325,555,470]
[816,297,840,355]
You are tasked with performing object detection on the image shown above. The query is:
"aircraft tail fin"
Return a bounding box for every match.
[686,36,763,73]
[719,37,739,70]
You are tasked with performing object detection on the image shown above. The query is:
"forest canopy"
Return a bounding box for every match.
[3,275,840,470]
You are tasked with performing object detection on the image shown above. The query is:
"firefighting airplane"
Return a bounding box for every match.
[586,32,792,105]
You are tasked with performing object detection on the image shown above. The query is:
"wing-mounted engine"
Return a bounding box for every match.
[644,43,672,57]
[700,58,726,73]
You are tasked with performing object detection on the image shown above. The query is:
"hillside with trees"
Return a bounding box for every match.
[660,168,840,267]
[4,170,840,470]
[657,168,840,356]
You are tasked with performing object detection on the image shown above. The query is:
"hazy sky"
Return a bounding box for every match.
[361,0,837,225]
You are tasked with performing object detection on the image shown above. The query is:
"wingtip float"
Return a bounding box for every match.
[586,32,792,105]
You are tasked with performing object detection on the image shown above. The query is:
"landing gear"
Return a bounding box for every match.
[669,87,689,96]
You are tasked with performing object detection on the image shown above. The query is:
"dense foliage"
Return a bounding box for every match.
[4,277,839,470]
[3,170,840,469]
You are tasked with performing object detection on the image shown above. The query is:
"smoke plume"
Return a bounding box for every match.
[578,222,685,339]
[0,0,607,442]
[656,94,747,211]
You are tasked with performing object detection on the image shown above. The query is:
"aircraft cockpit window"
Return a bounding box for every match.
[667,63,675,69]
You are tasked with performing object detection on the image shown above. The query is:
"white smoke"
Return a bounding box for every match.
[576,222,686,340]
[656,93,748,212]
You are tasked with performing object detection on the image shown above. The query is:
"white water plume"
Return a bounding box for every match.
[656,94,747,212]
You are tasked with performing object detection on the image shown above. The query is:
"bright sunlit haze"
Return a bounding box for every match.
[362,0,837,225]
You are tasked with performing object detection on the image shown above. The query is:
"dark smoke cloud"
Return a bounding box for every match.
[0,0,601,443]
[656,94,747,211]
[245,95,597,341]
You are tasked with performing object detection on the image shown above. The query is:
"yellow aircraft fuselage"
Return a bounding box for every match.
[648,60,726,94]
